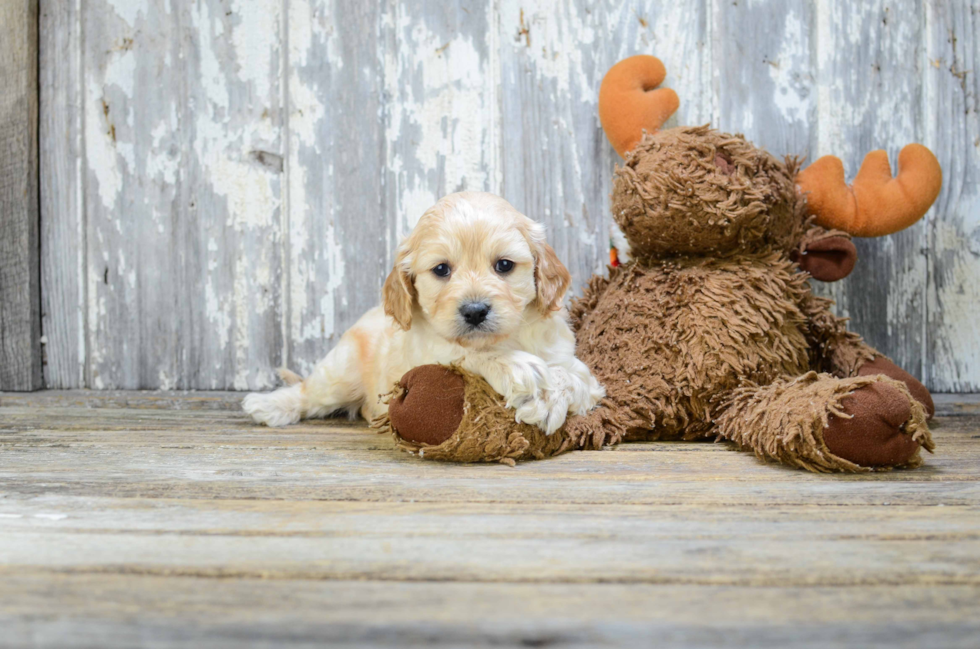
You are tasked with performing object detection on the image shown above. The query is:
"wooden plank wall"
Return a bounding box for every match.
[38,0,980,391]
[0,0,42,391]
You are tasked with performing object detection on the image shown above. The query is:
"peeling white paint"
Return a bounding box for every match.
[287,69,325,146]
[145,120,178,185]
[232,254,251,391]
[193,2,230,112]
[205,281,232,352]
[157,369,176,391]
[230,0,281,100]
[106,0,148,28]
[84,76,122,209]
[287,163,344,354]
[208,158,279,231]
[383,6,495,236]
[502,2,595,100]
[87,262,107,390]
[769,10,811,126]
[103,47,137,99]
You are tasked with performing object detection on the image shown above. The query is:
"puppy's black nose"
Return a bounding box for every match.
[459,301,491,327]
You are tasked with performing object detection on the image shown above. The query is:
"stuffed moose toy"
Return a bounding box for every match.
[378,55,943,472]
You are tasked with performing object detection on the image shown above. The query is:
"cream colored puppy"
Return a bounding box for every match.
[243,191,604,434]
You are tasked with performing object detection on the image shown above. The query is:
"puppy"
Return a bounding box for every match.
[243,191,604,434]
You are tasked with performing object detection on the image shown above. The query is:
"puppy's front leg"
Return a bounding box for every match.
[548,358,605,417]
[460,351,567,434]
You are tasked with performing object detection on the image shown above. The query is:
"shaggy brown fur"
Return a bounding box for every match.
[572,252,813,440]
[610,126,807,258]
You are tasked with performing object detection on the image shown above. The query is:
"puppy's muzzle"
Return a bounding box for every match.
[459,301,492,328]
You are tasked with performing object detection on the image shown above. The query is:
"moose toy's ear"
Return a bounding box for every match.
[599,55,680,157]
[797,144,942,238]
[793,233,858,282]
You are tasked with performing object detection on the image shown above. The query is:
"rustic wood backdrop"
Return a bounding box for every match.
[1,1,41,392]
[39,0,979,392]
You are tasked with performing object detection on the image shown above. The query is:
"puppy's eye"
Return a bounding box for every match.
[432,263,451,278]
[494,259,515,274]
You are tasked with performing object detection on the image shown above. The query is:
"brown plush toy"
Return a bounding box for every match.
[379,55,942,472]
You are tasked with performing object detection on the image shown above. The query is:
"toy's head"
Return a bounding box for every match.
[599,56,943,273]
[609,125,805,258]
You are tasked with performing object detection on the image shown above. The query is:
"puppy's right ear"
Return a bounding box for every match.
[383,256,416,330]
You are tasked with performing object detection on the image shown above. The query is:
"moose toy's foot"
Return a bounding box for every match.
[857,355,935,419]
[823,381,927,468]
[716,372,932,472]
[386,365,466,447]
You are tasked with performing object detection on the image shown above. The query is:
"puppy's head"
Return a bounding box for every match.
[383,192,570,348]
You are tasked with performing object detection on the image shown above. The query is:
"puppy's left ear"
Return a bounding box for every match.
[383,249,417,330]
[525,223,571,312]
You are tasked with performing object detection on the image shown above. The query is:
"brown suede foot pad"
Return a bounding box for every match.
[823,381,920,468]
[857,355,935,418]
[387,365,465,446]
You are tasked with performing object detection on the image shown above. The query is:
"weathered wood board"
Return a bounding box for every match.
[37,0,980,390]
[4,576,977,648]
[1,0,41,391]
[1,394,979,647]
[38,0,83,390]
[923,0,980,392]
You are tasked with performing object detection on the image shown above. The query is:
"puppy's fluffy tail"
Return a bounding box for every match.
[278,367,303,386]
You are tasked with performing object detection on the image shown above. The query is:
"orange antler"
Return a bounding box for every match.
[797,144,942,237]
[599,55,680,157]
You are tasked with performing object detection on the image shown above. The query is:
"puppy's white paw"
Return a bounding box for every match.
[551,363,605,417]
[574,374,605,415]
[242,389,303,427]
[514,390,569,435]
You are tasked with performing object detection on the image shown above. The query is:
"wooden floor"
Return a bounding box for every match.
[1,392,979,648]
